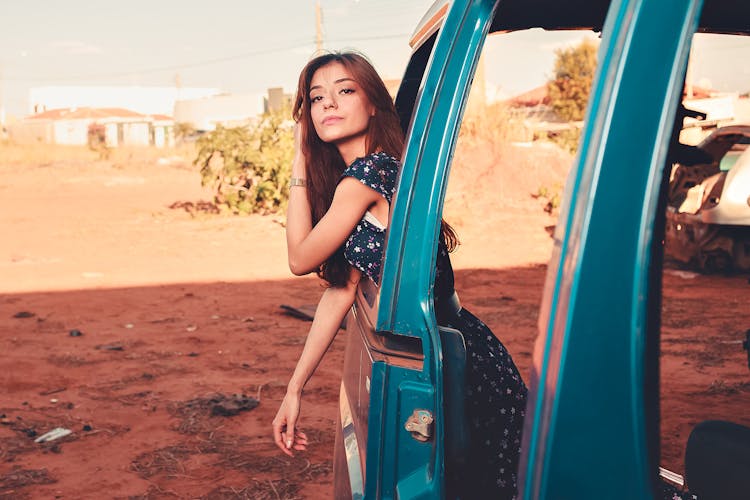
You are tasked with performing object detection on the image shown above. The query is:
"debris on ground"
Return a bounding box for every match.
[12,311,35,319]
[0,467,56,492]
[280,304,346,330]
[34,428,72,443]
[665,269,699,280]
[170,393,260,434]
[209,394,259,417]
[39,387,67,396]
[279,304,316,321]
[95,344,124,351]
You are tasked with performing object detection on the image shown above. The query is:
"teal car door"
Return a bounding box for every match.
[519,0,702,498]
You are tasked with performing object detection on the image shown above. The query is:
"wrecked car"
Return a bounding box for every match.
[666,125,750,272]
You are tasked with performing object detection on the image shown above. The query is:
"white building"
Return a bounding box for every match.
[9,107,174,147]
[173,93,265,131]
[29,86,220,117]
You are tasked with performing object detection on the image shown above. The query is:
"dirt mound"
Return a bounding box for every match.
[447,140,572,217]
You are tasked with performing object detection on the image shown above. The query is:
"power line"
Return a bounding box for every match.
[4,32,413,83]
[4,39,313,82]
[327,32,410,43]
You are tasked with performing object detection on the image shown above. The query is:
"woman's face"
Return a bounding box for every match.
[308,62,374,149]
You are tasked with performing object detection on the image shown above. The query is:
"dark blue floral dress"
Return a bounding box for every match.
[340,152,528,499]
[341,152,398,284]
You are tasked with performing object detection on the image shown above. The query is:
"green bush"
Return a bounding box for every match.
[174,122,197,143]
[534,183,563,215]
[548,128,582,155]
[194,111,294,214]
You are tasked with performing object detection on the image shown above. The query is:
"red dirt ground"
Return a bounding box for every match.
[0,143,748,499]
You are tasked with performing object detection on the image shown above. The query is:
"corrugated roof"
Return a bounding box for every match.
[508,85,550,107]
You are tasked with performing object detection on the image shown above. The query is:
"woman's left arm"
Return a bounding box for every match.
[272,267,361,455]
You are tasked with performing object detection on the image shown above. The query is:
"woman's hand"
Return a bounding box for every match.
[292,122,305,170]
[272,391,309,456]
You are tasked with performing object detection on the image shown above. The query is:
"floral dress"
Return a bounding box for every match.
[341,152,528,498]
[341,152,398,284]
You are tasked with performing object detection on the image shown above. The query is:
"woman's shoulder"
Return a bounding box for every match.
[342,152,399,181]
[341,152,400,197]
[346,152,400,172]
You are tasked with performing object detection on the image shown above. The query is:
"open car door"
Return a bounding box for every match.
[334,0,750,498]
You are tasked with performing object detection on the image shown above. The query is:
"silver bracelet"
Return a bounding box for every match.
[289,177,307,188]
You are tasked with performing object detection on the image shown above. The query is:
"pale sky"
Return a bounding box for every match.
[0,1,748,118]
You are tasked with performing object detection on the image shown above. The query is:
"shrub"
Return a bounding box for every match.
[536,128,583,155]
[87,122,110,159]
[174,122,197,143]
[194,111,293,214]
[534,184,563,215]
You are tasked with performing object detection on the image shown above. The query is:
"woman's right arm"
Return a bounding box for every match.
[272,267,360,455]
[285,125,381,276]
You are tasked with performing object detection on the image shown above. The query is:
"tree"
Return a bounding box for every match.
[194,109,294,215]
[174,122,196,143]
[87,122,110,159]
[547,39,598,122]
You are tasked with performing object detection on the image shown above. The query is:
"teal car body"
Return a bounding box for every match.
[333,0,750,498]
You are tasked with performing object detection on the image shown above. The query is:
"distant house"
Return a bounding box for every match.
[505,85,579,142]
[174,87,298,132]
[508,85,550,108]
[264,87,293,114]
[9,107,174,147]
[150,115,175,148]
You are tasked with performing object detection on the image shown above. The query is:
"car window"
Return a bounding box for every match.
[660,30,750,492]
[447,25,750,497]
[718,137,750,171]
[442,24,599,435]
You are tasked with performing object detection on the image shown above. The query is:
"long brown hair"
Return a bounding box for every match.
[293,51,457,287]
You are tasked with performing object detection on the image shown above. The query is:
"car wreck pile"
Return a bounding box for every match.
[666,124,750,272]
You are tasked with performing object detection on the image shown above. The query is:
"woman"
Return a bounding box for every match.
[272,51,527,498]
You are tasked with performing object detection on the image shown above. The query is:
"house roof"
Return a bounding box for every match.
[508,85,550,107]
[28,107,150,121]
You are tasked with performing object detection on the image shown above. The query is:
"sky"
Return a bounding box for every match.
[0,0,748,119]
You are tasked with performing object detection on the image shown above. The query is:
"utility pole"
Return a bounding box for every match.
[174,72,182,101]
[315,1,324,52]
[0,64,5,128]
